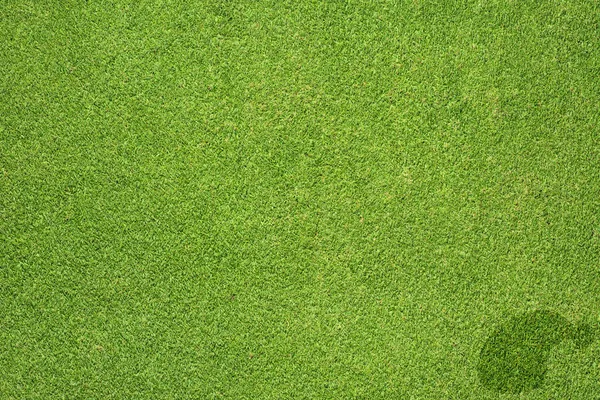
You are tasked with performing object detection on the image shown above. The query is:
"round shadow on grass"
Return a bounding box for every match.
[477,309,597,394]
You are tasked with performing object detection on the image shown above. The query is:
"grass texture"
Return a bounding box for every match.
[1,0,600,398]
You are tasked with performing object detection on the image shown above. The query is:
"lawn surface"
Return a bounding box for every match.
[1,0,600,398]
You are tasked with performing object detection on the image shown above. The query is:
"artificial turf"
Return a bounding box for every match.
[1,0,600,398]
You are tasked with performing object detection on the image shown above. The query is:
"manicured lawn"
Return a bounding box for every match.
[1,1,599,398]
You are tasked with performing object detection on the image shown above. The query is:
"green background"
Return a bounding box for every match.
[1,0,599,398]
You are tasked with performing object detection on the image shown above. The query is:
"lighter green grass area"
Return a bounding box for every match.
[1,1,600,398]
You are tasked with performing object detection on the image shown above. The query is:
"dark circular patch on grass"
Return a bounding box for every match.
[477,309,597,394]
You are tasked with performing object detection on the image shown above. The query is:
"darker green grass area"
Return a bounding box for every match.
[478,310,598,394]
[1,0,600,399]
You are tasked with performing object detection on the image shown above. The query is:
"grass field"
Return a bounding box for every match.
[1,0,600,398]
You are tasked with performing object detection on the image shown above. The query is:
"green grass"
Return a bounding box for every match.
[1,0,600,398]
[478,310,597,394]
